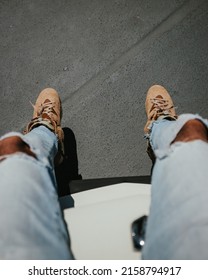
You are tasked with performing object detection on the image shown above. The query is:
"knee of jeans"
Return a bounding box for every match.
[148,115,208,158]
[0,135,37,159]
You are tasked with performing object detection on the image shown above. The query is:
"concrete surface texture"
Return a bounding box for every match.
[1,0,208,179]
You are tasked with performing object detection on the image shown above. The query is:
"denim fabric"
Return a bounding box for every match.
[142,114,208,259]
[0,126,73,259]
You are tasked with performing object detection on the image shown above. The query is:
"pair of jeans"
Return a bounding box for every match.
[142,114,208,259]
[1,114,208,259]
[0,126,73,259]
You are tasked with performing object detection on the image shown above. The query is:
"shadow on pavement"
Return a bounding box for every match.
[55,127,82,197]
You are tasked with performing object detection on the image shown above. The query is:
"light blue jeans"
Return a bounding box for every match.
[0,126,73,259]
[142,114,208,259]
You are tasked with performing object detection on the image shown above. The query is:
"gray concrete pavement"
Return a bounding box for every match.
[1,0,208,179]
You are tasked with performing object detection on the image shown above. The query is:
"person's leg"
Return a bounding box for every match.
[142,85,208,259]
[0,88,73,259]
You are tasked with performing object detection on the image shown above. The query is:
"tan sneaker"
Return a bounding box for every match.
[144,85,177,134]
[24,88,64,163]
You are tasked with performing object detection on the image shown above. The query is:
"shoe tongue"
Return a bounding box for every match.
[42,113,50,120]
[41,99,57,119]
[156,95,163,99]
[44,99,51,103]
[42,99,52,119]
